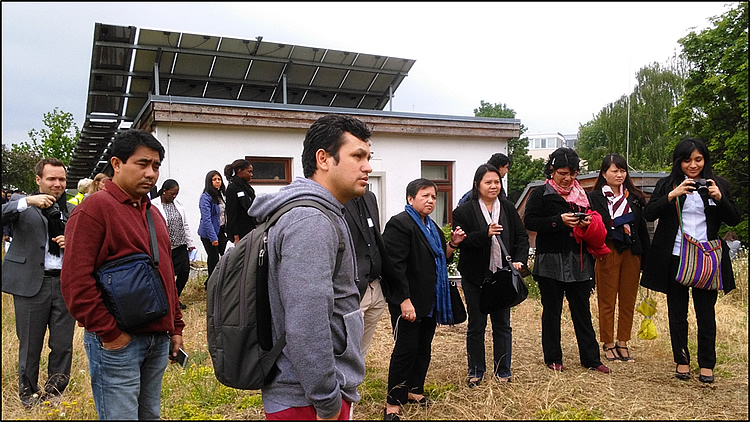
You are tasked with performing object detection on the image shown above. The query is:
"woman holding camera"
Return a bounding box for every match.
[452,164,528,386]
[641,137,739,383]
[523,147,610,374]
[589,154,650,362]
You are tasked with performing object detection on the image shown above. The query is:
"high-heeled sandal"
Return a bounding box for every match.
[602,344,620,361]
[615,344,634,362]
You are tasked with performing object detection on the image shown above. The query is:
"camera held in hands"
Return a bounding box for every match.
[572,212,587,221]
[48,203,62,220]
[692,178,710,194]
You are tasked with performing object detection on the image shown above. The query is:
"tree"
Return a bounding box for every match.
[2,143,41,194]
[576,58,687,172]
[474,101,545,203]
[26,107,80,166]
[671,1,748,242]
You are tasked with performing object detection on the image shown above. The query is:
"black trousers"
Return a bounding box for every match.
[13,275,76,397]
[666,255,718,369]
[386,303,436,406]
[201,226,227,279]
[536,276,602,368]
[171,244,190,296]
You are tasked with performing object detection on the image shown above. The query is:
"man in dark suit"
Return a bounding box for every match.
[2,158,76,407]
[343,189,389,357]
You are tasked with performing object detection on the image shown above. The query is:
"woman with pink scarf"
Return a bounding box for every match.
[523,147,611,374]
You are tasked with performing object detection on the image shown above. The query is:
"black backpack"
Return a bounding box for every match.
[206,199,344,390]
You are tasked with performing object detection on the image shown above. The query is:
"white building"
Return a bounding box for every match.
[67,23,520,261]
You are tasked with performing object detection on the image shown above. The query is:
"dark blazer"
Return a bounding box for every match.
[640,175,740,294]
[343,191,393,299]
[588,188,651,264]
[452,198,529,286]
[2,195,75,297]
[225,179,256,240]
[524,183,588,255]
[382,211,447,318]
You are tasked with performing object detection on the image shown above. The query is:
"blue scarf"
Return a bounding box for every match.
[404,204,454,325]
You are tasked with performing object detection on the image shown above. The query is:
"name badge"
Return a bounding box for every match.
[367,217,374,228]
[237,191,245,197]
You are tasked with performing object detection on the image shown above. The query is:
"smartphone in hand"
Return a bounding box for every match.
[168,339,189,369]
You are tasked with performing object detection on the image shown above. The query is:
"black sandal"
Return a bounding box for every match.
[615,344,634,362]
[602,344,620,361]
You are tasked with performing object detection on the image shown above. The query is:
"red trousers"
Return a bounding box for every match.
[265,399,352,420]
[594,241,641,343]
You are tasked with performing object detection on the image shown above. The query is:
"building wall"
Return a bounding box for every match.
[152,123,510,261]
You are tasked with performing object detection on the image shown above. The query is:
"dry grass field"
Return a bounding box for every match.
[2,255,747,420]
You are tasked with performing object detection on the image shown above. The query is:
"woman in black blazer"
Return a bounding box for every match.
[588,154,650,362]
[382,178,466,420]
[641,137,740,383]
[452,164,528,387]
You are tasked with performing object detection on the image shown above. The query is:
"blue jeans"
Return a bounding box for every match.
[84,331,169,420]
[462,280,512,379]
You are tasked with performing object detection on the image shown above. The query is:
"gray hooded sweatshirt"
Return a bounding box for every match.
[248,177,365,418]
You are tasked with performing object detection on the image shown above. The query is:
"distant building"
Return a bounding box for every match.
[526,132,567,160]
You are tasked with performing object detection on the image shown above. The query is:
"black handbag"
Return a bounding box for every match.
[95,207,169,330]
[479,235,529,314]
[450,280,467,324]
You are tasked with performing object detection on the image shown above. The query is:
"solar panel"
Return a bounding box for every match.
[67,22,415,186]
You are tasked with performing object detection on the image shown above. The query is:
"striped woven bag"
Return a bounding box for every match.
[675,201,723,290]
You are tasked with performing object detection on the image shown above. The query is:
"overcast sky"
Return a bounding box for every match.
[1,1,733,146]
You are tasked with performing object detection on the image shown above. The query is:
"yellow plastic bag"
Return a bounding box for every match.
[638,317,658,340]
[636,296,657,317]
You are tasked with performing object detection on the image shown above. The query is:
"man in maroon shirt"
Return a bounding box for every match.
[61,129,185,420]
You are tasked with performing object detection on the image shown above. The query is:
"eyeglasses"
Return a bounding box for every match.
[554,169,578,179]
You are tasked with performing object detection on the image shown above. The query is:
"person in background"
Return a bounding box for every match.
[151,178,196,310]
[61,129,185,419]
[224,158,257,244]
[452,163,529,387]
[198,170,228,282]
[2,158,76,407]
[523,147,611,374]
[343,189,392,358]
[382,178,466,420]
[458,152,512,205]
[641,137,739,384]
[588,153,650,362]
[248,114,372,420]
[87,173,110,196]
[68,177,92,205]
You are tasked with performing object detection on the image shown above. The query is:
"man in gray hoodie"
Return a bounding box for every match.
[248,114,372,420]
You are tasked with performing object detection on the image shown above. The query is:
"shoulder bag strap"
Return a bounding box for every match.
[494,233,520,277]
[145,206,159,265]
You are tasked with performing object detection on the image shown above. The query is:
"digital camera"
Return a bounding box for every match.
[692,178,710,194]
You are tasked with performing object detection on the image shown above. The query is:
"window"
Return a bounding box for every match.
[421,161,453,227]
[245,157,292,185]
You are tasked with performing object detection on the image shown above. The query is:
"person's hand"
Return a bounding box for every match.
[577,214,592,228]
[400,298,416,322]
[561,213,580,228]
[234,235,240,244]
[512,261,524,271]
[169,335,183,363]
[487,222,503,237]
[668,179,696,202]
[451,226,467,245]
[102,332,131,350]
[211,240,219,247]
[52,235,65,249]
[26,193,57,209]
[706,179,722,201]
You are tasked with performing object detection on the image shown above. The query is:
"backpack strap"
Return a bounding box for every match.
[266,199,346,279]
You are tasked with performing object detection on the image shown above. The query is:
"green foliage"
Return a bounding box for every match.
[26,108,80,165]
[442,223,459,275]
[577,58,687,172]
[671,2,748,243]
[474,100,545,203]
[2,142,41,193]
